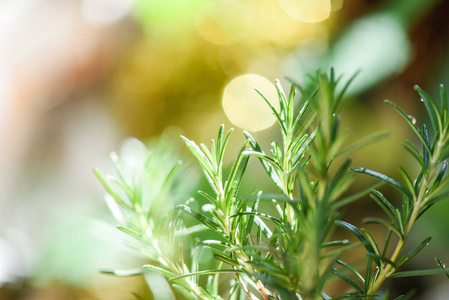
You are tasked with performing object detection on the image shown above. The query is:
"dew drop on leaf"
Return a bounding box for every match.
[407,115,417,125]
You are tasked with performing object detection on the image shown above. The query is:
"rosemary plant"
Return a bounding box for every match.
[95,70,449,299]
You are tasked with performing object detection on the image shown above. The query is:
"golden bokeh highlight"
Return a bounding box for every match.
[278,0,331,23]
[252,1,318,47]
[222,74,279,132]
[218,45,283,80]
[195,0,253,45]
[331,0,344,11]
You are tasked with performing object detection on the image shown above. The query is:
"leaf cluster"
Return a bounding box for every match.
[95,71,449,300]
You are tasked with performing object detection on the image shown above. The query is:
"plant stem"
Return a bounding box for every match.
[367,188,425,296]
[283,129,295,226]
[186,277,210,300]
[367,151,440,296]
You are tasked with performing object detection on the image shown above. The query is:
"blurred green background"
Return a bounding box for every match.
[0,0,449,299]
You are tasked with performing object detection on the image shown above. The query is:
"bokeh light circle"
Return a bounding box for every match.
[278,0,331,23]
[222,74,279,132]
[195,0,253,45]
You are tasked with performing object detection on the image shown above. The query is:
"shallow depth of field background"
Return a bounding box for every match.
[1,0,449,299]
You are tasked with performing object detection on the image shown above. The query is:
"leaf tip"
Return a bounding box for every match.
[349,167,365,173]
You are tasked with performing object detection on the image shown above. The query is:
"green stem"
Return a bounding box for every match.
[367,185,426,296]
[236,274,261,300]
[367,146,441,296]
[283,130,295,226]
[187,278,210,300]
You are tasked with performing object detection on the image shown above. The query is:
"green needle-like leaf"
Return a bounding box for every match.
[219,127,234,166]
[385,100,431,154]
[117,225,144,241]
[243,131,284,192]
[168,269,243,282]
[403,140,427,172]
[331,268,364,293]
[435,257,449,281]
[335,220,379,265]
[334,70,360,112]
[396,236,432,268]
[322,240,351,248]
[254,88,286,134]
[370,190,400,228]
[398,167,416,198]
[216,125,225,157]
[160,160,182,193]
[242,150,282,172]
[177,205,225,235]
[224,140,250,198]
[335,259,365,283]
[335,130,390,159]
[142,265,177,278]
[365,253,396,268]
[350,167,413,199]
[94,168,129,207]
[198,190,218,204]
[434,160,447,187]
[232,212,286,232]
[101,268,146,276]
[363,218,402,239]
[333,181,383,209]
[390,268,449,278]
[422,124,431,168]
[415,85,442,134]
[440,85,448,127]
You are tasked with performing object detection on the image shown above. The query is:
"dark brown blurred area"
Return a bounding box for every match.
[1,0,449,299]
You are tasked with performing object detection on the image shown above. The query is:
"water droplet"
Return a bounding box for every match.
[407,115,417,125]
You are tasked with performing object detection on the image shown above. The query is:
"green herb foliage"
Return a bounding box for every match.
[95,70,449,299]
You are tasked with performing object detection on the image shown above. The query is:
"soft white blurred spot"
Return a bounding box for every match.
[0,237,23,284]
[222,74,279,132]
[278,0,331,23]
[202,203,216,212]
[329,13,411,94]
[195,0,253,45]
[118,137,149,187]
[0,227,32,285]
[81,0,134,25]
[144,272,176,300]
